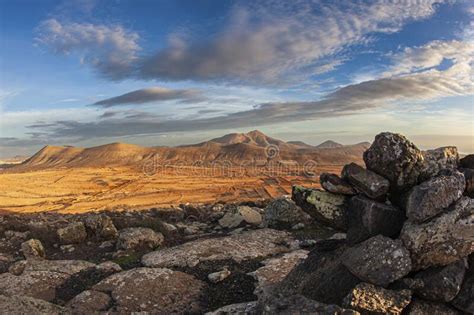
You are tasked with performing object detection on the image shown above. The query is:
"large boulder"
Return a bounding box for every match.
[400,197,474,270]
[0,294,66,314]
[116,227,164,251]
[57,222,87,245]
[420,146,459,180]
[263,198,311,229]
[83,214,118,240]
[342,235,412,287]
[292,186,348,230]
[21,239,45,259]
[319,173,356,195]
[343,282,412,315]
[341,163,390,199]
[404,170,465,223]
[142,229,294,268]
[92,267,205,314]
[363,132,424,192]
[346,195,405,244]
[460,154,474,169]
[452,254,474,313]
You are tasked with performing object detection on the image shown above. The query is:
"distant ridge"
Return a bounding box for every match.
[10,130,370,171]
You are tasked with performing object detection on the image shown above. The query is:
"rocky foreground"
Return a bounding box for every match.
[0,132,473,315]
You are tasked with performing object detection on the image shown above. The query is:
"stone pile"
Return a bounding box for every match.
[269,132,473,314]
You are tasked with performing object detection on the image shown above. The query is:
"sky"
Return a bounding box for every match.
[0,0,473,158]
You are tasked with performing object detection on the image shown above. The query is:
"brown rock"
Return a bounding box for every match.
[67,290,111,313]
[0,294,66,314]
[57,222,87,244]
[21,239,46,259]
[116,227,164,250]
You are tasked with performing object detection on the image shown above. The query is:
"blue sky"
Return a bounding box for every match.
[0,0,473,157]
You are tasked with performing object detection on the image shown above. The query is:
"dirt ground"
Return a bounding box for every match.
[0,164,343,213]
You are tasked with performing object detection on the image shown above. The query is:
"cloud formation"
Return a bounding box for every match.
[92,87,207,107]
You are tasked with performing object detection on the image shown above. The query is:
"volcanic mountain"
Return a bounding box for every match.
[13,130,369,171]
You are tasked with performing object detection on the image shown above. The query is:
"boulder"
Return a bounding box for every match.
[116,227,164,250]
[460,154,474,169]
[67,290,111,313]
[274,240,361,305]
[92,267,205,314]
[420,146,459,180]
[341,163,390,199]
[292,186,348,230]
[342,235,412,287]
[405,298,461,315]
[363,132,424,192]
[21,239,45,259]
[263,198,311,229]
[57,222,87,244]
[219,206,262,228]
[346,195,405,244]
[400,197,474,270]
[142,229,294,268]
[343,282,412,315]
[404,170,465,223]
[452,254,474,313]
[320,173,356,195]
[83,214,118,239]
[413,259,466,302]
[0,294,65,314]
[461,168,474,198]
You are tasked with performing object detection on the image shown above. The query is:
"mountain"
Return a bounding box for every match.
[11,130,369,171]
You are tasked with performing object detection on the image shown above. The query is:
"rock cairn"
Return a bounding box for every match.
[271,132,473,314]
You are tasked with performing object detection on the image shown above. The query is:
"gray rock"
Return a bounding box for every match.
[341,163,390,199]
[208,268,231,283]
[96,261,122,273]
[461,168,474,198]
[57,222,87,245]
[405,298,461,315]
[343,282,412,315]
[292,186,348,230]
[405,170,465,223]
[460,154,474,169]
[67,290,111,313]
[452,254,474,313]
[0,294,66,315]
[116,227,164,250]
[413,259,466,302]
[420,146,459,180]
[21,239,45,259]
[400,197,474,270]
[363,132,425,192]
[342,235,412,287]
[219,206,262,228]
[263,198,311,229]
[346,195,405,244]
[92,267,205,314]
[142,229,293,268]
[320,173,356,195]
[83,214,118,240]
[206,301,258,315]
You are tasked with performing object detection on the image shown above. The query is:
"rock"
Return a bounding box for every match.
[341,163,390,199]
[83,214,118,239]
[261,294,359,315]
[0,254,13,273]
[343,282,412,315]
[208,267,231,283]
[461,168,474,198]
[206,301,258,315]
[116,227,164,250]
[275,240,361,305]
[96,261,122,273]
[67,290,111,313]
[363,132,424,192]
[346,195,405,244]
[460,154,474,169]
[320,173,356,195]
[342,235,412,287]
[0,294,65,314]
[219,206,262,228]
[452,254,474,313]
[21,239,45,259]
[263,198,311,229]
[8,260,27,275]
[60,244,75,253]
[400,197,474,270]
[420,146,459,180]
[57,222,87,244]
[405,298,461,315]
[292,186,348,230]
[251,250,308,297]
[413,259,466,302]
[405,170,465,223]
[92,267,205,313]
[143,229,294,268]
[0,259,94,302]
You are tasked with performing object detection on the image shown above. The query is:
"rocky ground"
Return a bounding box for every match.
[0,132,473,314]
